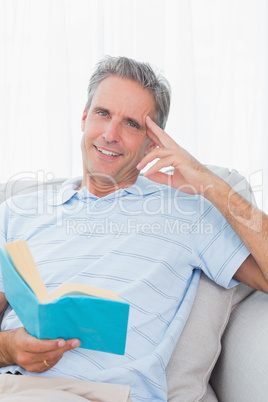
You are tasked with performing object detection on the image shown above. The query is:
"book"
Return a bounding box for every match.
[0,240,129,355]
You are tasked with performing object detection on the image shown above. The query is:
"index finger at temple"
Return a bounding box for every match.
[146,116,178,149]
[146,127,164,148]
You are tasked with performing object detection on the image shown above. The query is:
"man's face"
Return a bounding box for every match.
[81,76,156,190]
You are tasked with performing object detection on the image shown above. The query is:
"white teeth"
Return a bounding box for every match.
[96,146,120,157]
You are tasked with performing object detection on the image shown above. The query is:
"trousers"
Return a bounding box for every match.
[0,374,132,401]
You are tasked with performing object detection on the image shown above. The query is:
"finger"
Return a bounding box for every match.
[39,340,80,369]
[40,353,63,367]
[63,338,81,350]
[23,338,63,354]
[20,339,77,372]
[15,329,63,354]
[40,340,79,363]
[146,116,178,149]
[40,338,80,353]
[143,156,175,178]
[24,354,64,373]
[146,126,165,148]
[24,335,80,354]
[137,148,174,171]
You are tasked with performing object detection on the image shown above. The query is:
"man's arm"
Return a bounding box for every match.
[203,176,268,292]
[137,116,268,292]
[0,291,80,372]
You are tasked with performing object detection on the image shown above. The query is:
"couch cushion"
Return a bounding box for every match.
[203,383,219,402]
[210,291,268,402]
[166,274,235,401]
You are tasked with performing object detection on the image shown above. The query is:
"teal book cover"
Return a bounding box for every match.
[0,247,129,355]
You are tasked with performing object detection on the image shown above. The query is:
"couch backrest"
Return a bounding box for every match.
[0,165,256,205]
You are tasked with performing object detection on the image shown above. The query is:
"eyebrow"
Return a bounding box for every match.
[92,106,145,130]
[92,106,110,115]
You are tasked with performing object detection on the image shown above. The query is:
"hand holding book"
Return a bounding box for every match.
[0,240,129,355]
[0,326,81,373]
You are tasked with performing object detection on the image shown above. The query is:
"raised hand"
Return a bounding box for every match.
[137,116,218,196]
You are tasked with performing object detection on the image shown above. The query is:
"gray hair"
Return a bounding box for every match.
[85,56,171,129]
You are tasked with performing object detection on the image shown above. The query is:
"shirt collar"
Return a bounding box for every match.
[48,175,162,206]
[47,177,82,206]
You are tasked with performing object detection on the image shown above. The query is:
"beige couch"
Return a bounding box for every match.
[0,166,267,402]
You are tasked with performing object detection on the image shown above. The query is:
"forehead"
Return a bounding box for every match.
[90,76,156,117]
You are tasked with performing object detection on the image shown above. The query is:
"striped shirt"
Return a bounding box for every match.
[0,176,249,401]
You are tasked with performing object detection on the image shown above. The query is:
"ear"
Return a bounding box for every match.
[144,138,156,156]
[81,108,88,132]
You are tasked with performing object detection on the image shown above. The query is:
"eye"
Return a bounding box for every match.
[127,121,139,129]
[98,110,108,117]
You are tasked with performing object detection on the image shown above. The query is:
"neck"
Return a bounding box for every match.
[80,172,139,198]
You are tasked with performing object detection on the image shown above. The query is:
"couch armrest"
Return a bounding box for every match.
[211,291,268,402]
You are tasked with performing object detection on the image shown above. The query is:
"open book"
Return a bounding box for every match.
[0,240,129,355]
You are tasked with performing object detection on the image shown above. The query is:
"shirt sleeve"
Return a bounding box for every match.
[190,197,250,289]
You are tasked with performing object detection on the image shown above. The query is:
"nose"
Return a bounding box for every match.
[102,121,121,143]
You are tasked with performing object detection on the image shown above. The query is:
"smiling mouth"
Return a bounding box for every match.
[95,146,122,157]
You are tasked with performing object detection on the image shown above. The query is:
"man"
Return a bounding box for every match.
[0,56,267,401]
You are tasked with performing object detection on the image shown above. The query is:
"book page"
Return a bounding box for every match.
[5,240,49,304]
[50,283,123,302]
[5,240,123,305]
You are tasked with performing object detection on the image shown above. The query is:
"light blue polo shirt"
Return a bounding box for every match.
[0,176,249,401]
